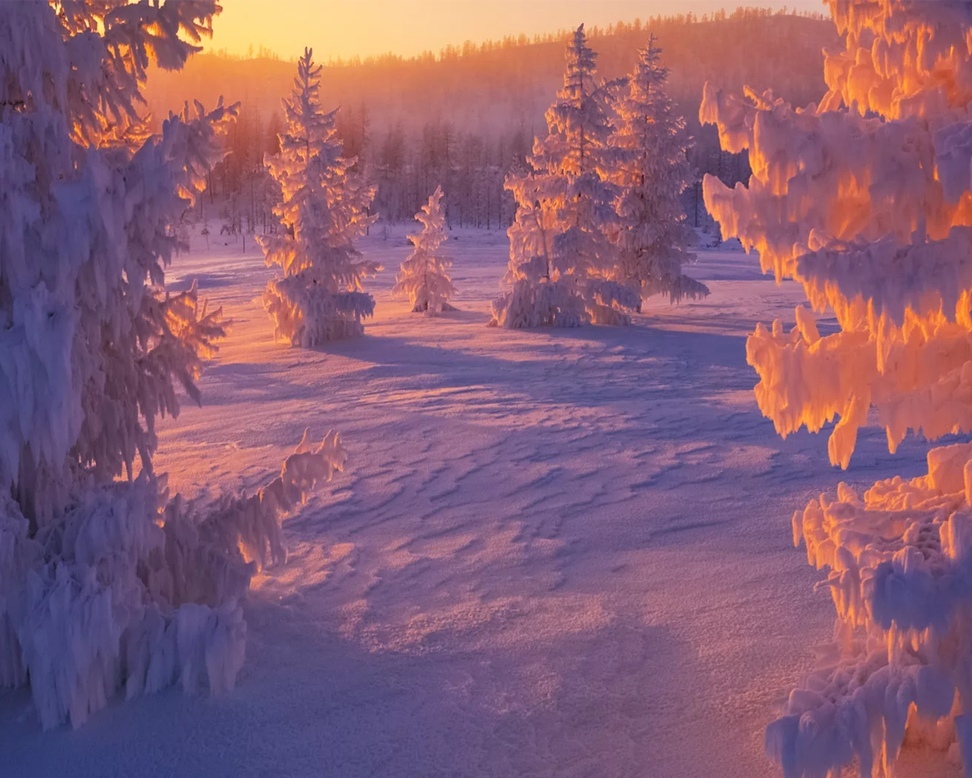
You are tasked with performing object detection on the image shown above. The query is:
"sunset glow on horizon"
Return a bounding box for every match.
[207,0,822,61]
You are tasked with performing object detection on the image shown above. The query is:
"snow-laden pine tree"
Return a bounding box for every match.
[491,25,639,328]
[393,186,457,315]
[702,1,972,774]
[259,48,379,345]
[611,36,708,309]
[0,1,345,730]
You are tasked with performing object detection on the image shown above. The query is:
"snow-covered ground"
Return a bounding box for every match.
[0,228,958,777]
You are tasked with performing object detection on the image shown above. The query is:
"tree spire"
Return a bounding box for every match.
[259,47,379,345]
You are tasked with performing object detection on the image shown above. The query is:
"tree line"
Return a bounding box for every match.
[154,8,833,233]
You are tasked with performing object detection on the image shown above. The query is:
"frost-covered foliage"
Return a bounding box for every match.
[259,48,379,346]
[0,0,235,524]
[701,1,972,775]
[0,1,346,730]
[1,432,345,729]
[392,186,457,315]
[611,36,708,308]
[492,25,639,329]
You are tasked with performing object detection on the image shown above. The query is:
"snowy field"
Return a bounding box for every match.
[0,228,957,777]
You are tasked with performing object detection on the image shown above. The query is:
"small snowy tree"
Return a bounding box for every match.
[0,1,346,730]
[491,25,639,328]
[259,48,379,346]
[612,35,708,309]
[702,1,972,774]
[393,186,457,314]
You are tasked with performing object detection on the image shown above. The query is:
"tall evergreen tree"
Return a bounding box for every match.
[612,36,708,308]
[393,186,457,315]
[491,25,639,328]
[259,48,379,346]
[0,1,346,731]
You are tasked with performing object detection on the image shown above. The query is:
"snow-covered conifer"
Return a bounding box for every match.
[491,25,638,328]
[393,186,457,314]
[701,1,972,773]
[259,48,379,345]
[611,36,707,308]
[0,1,346,730]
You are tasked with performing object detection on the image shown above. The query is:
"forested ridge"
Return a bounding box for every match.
[146,8,834,229]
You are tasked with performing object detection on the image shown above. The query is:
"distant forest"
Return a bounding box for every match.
[146,7,836,232]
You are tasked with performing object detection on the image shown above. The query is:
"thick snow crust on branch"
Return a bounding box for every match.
[0,3,236,523]
[392,186,457,315]
[700,1,972,775]
[259,48,379,345]
[767,444,972,778]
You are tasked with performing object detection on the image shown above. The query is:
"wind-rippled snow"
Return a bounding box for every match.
[0,229,955,777]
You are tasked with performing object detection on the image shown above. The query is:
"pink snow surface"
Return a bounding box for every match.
[0,229,957,776]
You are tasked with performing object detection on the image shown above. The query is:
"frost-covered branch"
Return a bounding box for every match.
[0,1,346,733]
[700,2,972,774]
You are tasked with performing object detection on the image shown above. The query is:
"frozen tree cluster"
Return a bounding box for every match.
[492,26,703,328]
[701,1,972,775]
[0,1,345,730]
[259,48,379,346]
[393,186,457,315]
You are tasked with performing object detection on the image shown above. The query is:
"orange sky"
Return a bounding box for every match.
[208,0,822,61]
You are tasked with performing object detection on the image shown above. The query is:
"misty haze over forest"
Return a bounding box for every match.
[147,8,833,229]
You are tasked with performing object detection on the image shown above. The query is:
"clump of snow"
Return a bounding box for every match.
[701,0,972,774]
[259,48,379,346]
[769,462,969,778]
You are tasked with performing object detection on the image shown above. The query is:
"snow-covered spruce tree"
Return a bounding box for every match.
[611,35,708,309]
[0,1,345,730]
[392,185,457,315]
[491,25,638,328]
[259,48,379,345]
[702,2,972,774]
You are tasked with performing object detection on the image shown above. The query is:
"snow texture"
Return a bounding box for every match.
[701,1,972,775]
[259,48,379,346]
[10,224,956,776]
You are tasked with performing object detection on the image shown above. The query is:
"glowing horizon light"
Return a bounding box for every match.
[205,0,822,62]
